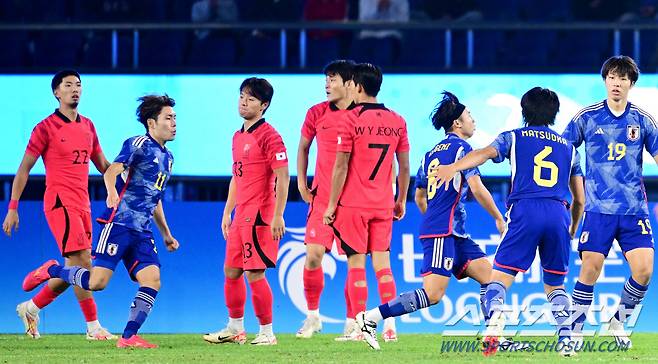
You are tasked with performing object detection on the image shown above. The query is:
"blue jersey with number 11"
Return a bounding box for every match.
[490,126,582,204]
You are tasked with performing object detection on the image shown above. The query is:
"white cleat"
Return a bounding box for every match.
[203,327,247,344]
[608,317,633,349]
[558,337,578,357]
[296,315,322,338]
[86,326,117,340]
[16,301,40,339]
[356,312,380,350]
[250,333,277,346]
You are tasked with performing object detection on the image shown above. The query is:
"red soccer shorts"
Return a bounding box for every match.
[332,206,393,256]
[44,206,92,256]
[225,224,279,270]
[304,198,335,251]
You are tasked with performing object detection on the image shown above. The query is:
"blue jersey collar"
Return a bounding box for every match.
[146,133,167,152]
[604,99,631,119]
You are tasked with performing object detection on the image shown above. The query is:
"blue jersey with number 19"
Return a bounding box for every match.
[97,134,174,232]
[490,126,582,204]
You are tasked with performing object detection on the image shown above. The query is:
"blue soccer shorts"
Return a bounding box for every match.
[93,222,161,280]
[420,235,486,278]
[578,211,655,256]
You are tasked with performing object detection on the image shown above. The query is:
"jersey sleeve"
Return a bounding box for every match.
[562,115,585,148]
[300,106,318,141]
[570,147,583,177]
[89,121,103,158]
[489,131,513,163]
[264,130,288,170]
[25,122,49,158]
[114,137,143,167]
[396,119,410,153]
[459,144,481,180]
[336,112,355,153]
[415,155,428,189]
[642,114,658,157]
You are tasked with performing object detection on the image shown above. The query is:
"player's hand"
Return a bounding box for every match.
[323,204,337,225]
[298,184,313,204]
[430,164,458,191]
[2,210,19,237]
[569,223,578,239]
[393,199,406,220]
[271,215,285,240]
[164,235,180,252]
[106,189,120,209]
[221,213,232,240]
[495,218,506,235]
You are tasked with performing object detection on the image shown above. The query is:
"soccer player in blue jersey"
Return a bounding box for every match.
[431,87,585,356]
[356,92,506,350]
[22,94,180,349]
[563,56,658,348]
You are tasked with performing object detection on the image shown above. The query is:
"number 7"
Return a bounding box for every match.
[368,143,390,180]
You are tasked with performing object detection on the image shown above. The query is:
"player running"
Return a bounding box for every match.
[22,94,180,349]
[431,87,585,356]
[323,63,410,344]
[563,56,658,348]
[3,70,114,340]
[296,60,359,339]
[204,78,289,346]
[355,92,505,350]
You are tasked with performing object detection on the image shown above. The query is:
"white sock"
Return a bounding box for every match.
[86,320,101,332]
[384,317,396,330]
[228,317,244,332]
[365,308,384,323]
[307,309,319,318]
[259,323,273,336]
[27,300,40,316]
[344,318,355,334]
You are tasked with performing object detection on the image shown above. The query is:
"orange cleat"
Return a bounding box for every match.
[116,335,158,349]
[482,336,499,357]
[22,260,58,292]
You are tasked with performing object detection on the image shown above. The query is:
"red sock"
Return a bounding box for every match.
[225,276,246,318]
[78,298,98,322]
[32,285,61,309]
[303,267,324,311]
[344,279,354,319]
[249,278,273,325]
[376,268,397,304]
[347,268,368,316]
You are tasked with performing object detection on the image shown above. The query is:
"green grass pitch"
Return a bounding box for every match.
[1,333,657,363]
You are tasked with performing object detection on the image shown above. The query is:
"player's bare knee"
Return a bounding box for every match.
[88,277,108,291]
[425,286,445,305]
[632,266,653,285]
[245,270,265,282]
[305,253,323,270]
[224,266,243,280]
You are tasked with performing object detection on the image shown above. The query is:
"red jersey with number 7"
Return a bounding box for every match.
[25,109,103,212]
[336,103,410,209]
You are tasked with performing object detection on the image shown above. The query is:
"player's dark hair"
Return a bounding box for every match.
[430,91,466,133]
[601,55,639,84]
[136,94,176,131]
[521,87,560,127]
[352,63,382,97]
[240,77,274,114]
[51,69,80,91]
[323,59,355,83]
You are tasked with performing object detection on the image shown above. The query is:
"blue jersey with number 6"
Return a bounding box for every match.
[490,126,582,204]
[97,134,174,232]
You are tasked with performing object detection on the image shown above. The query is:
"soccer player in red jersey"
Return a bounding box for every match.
[323,63,410,343]
[296,60,358,339]
[204,78,289,346]
[2,70,114,340]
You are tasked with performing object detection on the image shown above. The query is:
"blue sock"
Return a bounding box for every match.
[378,289,431,320]
[480,283,490,325]
[548,288,571,340]
[614,277,648,323]
[484,281,506,319]
[48,264,90,290]
[571,280,593,333]
[122,287,158,339]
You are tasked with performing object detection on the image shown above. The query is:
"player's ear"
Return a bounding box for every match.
[261,102,269,112]
[147,118,157,130]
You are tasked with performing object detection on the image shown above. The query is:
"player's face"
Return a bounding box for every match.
[457,109,476,138]
[325,73,348,103]
[54,75,81,108]
[151,106,176,142]
[238,91,267,120]
[605,71,633,102]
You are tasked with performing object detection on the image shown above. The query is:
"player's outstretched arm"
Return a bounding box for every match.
[414,188,427,214]
[221,176,237,241]
[394,151,410,220]
[271,166,290,241]
[568,175,585,238]
[323,151,350,225]
[297,136,313,203]
[433,146,498,190]
[467,174,505,234]
[2,153,38,237]
[154,200,179,252]
[103,162,125,208]
[91,150,111,174]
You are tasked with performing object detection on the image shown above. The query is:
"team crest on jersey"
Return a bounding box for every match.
[444,257,454,271]
[580,231,589,244]
[107,243,119,256]
[627,125,640,141]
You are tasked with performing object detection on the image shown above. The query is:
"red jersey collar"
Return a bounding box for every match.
[357,102,388,115]
[54,109,81,123]
[241,118,266,133]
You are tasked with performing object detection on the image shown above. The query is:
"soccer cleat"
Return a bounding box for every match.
[296,315,322,338]
[608,317,633,349]
[87,326,118,340]
[356,312,380,350]
[22,260,58,292]
[16,301,40,339]
[482,311,506,356]
[116,335,158,348]
[482,336,499,357]
[382,328,398,342]
[558,337,578,357]
[203,328,247,344]
[334,330,364,342]
[250,333,277,346]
